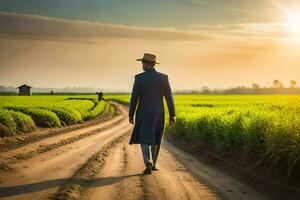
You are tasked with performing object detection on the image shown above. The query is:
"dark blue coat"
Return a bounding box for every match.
[129,68,176,145]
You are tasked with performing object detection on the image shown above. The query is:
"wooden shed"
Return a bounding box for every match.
[17,84,32,96]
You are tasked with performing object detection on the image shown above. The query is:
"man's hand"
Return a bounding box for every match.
[169,116,176,125]
[129,116,134,124]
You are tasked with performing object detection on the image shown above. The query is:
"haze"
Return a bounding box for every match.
[1,0,300,92]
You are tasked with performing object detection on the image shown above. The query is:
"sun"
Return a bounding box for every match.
[286,14,300,33]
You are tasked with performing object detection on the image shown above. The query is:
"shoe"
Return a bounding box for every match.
[151,166,159,171]
[143,163,152,175]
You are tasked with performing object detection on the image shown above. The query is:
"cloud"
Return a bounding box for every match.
[0,12,209,43]
[229,23,290,38]
[187,0,208,5]
[192,22,300,53]
[193,22,298,40]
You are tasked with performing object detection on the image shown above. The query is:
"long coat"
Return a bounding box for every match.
[129,68,176,145]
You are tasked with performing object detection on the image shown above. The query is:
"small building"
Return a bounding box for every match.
[17,84,32,96]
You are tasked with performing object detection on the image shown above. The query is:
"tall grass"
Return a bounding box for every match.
[0,109,17,136]
[108,94,300,178]
[85,101,107,120]
[0,108,35,136]
[0,95,109,136]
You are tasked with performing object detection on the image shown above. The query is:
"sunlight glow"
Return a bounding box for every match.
[286,14,300,33]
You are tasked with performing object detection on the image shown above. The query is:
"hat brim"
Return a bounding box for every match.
[136,58,160,64]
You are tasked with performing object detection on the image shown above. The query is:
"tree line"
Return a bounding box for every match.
[176,80,300,95]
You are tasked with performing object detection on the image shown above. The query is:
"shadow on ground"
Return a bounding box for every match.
[0,173,143,197]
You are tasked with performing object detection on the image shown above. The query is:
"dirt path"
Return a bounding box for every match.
[0,102,130,199]
[83,135,267,200]
[0,102,268,200]
[106,139,217,200]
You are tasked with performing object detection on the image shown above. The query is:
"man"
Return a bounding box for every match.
[96,92,103,102]
[128,53,176,175]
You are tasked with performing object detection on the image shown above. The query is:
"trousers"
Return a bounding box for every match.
[140,144,159,166]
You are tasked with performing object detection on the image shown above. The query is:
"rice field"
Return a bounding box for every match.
[108,94,300,178]
[0,96,110,137]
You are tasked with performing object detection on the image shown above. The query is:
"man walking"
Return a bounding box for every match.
[128,53,176,175]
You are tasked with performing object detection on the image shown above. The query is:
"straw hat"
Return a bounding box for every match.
[136,53,160,64]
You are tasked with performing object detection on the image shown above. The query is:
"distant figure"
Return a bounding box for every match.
[50,90,54,95]
[96,92,103,101]
[129,53,176,175]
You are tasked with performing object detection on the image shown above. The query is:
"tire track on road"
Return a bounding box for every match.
[0,102,124,173]
[0,101,268,200]
[0,102,132,200]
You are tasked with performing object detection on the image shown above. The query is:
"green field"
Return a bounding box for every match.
[108,94,300,178]
[1,94,299,178]
[0,96,111,137]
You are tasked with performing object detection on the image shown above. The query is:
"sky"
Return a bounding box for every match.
[1,0,300,91]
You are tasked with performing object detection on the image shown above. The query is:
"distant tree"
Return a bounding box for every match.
[201,86,211,94]
[273,80,283,88]
[252,83,260,89]
[290,80,297,88]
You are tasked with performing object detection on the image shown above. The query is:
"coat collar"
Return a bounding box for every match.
[144,67,156,72]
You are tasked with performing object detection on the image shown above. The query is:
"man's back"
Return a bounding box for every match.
[129,68,175,118]
[128,67,175,145]
[135,68,165,108]
[128,53,176,174]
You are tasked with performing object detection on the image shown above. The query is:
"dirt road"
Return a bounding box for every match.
[0,102,267,200]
